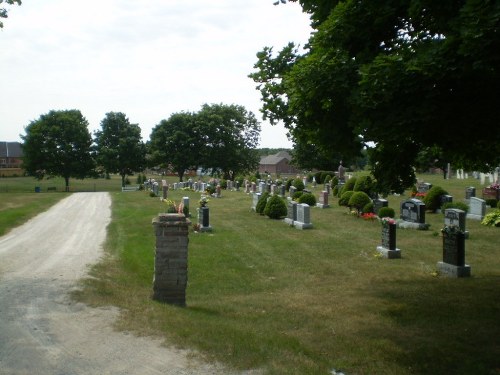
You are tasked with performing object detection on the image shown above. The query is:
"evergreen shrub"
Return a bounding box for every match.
[264,195,288,219]
[298,192,316,206]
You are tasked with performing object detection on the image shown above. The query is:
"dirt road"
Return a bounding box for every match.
[0,193,235,375]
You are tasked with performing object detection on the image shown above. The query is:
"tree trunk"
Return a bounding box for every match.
[64,176,70,192]
[121,174,126,188]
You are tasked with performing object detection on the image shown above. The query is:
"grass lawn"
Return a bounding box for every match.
[2,173,499,374]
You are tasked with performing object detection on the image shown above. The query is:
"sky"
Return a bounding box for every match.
[0,1,313,148]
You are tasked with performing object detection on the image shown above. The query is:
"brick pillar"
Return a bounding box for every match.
[152,213,190,306]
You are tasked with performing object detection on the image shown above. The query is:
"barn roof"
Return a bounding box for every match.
[0,142,23,158]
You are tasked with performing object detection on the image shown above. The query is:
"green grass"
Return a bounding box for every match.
[2,174,500,374]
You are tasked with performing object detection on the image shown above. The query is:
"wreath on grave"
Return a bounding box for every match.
[441,225,463,235]
[380,217,396,227]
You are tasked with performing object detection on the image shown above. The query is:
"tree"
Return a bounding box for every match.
[0,0,21,28]
[94,112,146,187]
[196,103,261,180]
[251,0,500,194]
[149,111,201,182]
[21,109,95,191]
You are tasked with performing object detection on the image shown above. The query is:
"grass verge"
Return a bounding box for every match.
[70,174,500,375]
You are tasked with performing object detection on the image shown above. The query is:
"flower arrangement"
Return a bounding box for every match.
[162,198,184,214]
[379,217,396,227]
[415,192,427,198]
[361,212,377,221]
[489,182,500,190]
[199,195,210,208]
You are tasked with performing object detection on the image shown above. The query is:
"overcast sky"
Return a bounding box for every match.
[0,1,312,148]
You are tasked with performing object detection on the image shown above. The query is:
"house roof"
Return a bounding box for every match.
[0,142,23,158]
[260,151,292,165]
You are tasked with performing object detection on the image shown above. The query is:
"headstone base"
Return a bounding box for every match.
[316,203,330,209]
[294,221,313,230]
[437,261,471,278]
[467,214,483,221]
[199,225,212,232]
[376,246,401,259]
[398,221,430,230]
[284,218,295,226]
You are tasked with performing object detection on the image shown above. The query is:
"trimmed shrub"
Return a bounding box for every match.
[485,198,498,208]
[363,201,374,214]
[292,178,305,191]
[498,201,500,209]
[286,178,293,191]
[264,195,288,219]
[353,175,374,195]
[441,201,469,213]
[332,185,339,197]
[292,190,304,201]
[339,191,354,207]
[344,176,357,191]
[331,176,339,187]
[298,192,316,206]
[324,174,332,184]
[256,191,270,215]
[378,206,395,218]
[423,185,449,211]
[220,179,227,189]
[348,191,371,214]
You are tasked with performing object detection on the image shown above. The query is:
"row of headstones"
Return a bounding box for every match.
[376,208,471,278]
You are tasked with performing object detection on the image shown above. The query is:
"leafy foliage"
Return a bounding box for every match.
[378,206,395,219]
[256,191,270,215]
[0,0,21,28]
[422,186,449,212]
[94,112,146,187]
[251,0,500,194]
[298,192,316,206]
[21,109,95,190]
[348,191,371,214]
[264,195,288,219]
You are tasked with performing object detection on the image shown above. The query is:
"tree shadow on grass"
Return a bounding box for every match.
[361,275,500,375]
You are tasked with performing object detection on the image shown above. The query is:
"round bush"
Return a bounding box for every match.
[332,185,339,197]
[353,175,374,195]
[344,176,357,191]
[331,176,339,187]
[219,179,227,189]
[255,191,270,215]
[264,195,288,219]
[378,206,395,218]
[286,178,293,191]
[441,201,469,213]
[292,178,305,191]
[363,201,374,214]
[422,185,448,211]
[339,191,354,207]
[348,191,371,213]
[292,190,304,201]
[298,192,316,206]
[324,174,332,184]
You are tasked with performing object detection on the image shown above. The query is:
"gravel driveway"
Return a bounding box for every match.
[0,192,234,375]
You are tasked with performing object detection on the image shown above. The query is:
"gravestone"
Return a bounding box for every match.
[152,213,190,306]
[284,201,297,226]
[271,184,277,195]
[437,227,471,277]
[400,198,428,229]
[289,186,297,198]
[245,182,250,194]
[338,162,346,183]
[482,187,500,201]
[417,182,432,193]
[373,198,388,215]
[197,207,212,232]
[251,182,257,193]
[162,180,168,199]
[376,220,401,259]
[252,192,261,211]
[316,191,330,208]
[259,181,266,193]
[324,183,331,195]
[444,208,468,239]
[182,196,190,217]
[468,197,486,220]
[279,185,286,197]
[465,187,476,200]
[215,185,221,198]
[236,181,240,191]
[295,203,313,229]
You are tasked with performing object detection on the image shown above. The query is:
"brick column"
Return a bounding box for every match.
[152,213,190,306]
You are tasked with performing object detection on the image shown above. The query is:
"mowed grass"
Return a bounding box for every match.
[2,174,499,374]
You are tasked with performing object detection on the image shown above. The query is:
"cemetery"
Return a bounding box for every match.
[0,172,499,375]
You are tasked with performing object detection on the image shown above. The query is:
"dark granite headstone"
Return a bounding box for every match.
[442,230,465,266]
[373,198,388,215]
[465,187,476,200]
[400,199,426,224]
[381,223,396,250]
